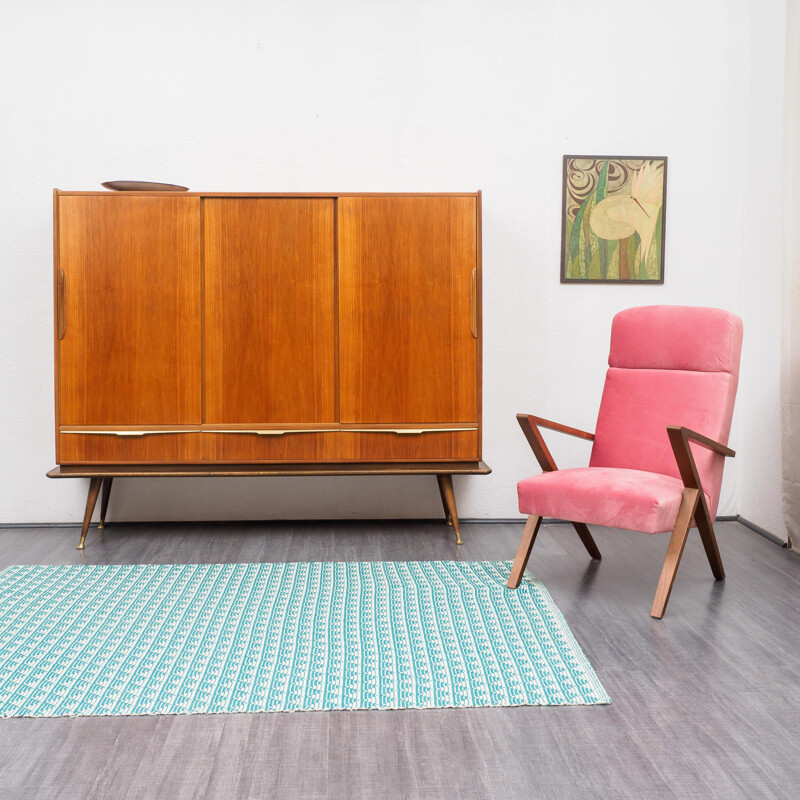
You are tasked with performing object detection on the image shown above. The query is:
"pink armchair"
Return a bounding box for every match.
[508,306,743,618]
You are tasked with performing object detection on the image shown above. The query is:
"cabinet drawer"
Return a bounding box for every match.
[202,430,340,462]
[340,429,478,461]
[59,431,204,464]
[59,430,341,464]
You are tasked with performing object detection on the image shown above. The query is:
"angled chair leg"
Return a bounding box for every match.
[572,522,601,560]
[507,515,543,588]
[694,502,725,580]
[651,488,700,618]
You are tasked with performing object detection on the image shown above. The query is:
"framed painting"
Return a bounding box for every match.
[561,155,667,283]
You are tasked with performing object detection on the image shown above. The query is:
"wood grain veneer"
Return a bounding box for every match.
[337,196,478,424]
[53,190,484,469]
[204,198,335,424]
[57,195,202,426]
[58,429,479,464]
[59,432,205,464]
[59,429,341,464]
[52,190,486,547]
[48,461,492,477]
[339,430,478,461]
[201,431,341,462]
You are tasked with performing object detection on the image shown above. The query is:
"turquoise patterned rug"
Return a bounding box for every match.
[0,561,609,717]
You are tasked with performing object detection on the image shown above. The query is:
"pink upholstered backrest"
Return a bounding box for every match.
[589,306,743,518]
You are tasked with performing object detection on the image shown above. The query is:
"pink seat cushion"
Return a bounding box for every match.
[517,468,711,534]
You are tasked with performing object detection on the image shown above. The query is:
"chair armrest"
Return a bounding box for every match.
[667,426,735,458]
[517,414,595,441]
[667,426,734,493]
[516,414,594,473]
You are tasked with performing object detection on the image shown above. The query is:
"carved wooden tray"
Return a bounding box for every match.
[101,181,189,191]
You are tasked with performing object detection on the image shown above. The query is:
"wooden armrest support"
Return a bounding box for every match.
[516,414,595,441]
[666,426,735,458]
[516,414,594,473]
[667,426,734,492]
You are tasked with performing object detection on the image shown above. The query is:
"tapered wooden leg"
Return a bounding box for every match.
[507,515,543,588]
[436,474,453,526]
[651,488,700,618]
[572,522,602,560]
[98,477,113,530]
[77,478,103,550]
[694,502,725,580]
[436,475,462,545]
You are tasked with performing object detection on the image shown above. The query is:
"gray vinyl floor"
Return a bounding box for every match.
[0,518,798,800]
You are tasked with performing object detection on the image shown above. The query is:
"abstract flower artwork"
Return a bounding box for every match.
[561,156,667,283]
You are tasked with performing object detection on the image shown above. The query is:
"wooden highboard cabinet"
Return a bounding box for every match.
[51,190,488,547]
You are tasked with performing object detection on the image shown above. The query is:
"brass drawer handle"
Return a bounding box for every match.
[61,430,197,437]
[63,428,475,437]
[343,428,477,435]
[202,429,336,436]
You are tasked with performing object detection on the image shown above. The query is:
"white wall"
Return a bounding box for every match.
[737,1,787,538]
[0,0,788,538]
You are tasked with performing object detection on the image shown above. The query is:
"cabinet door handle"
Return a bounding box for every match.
[57,269,66,340]
[470,268,477,339]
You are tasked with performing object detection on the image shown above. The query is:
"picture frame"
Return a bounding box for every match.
[560,155,668,284]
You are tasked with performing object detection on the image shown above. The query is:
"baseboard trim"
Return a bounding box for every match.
[0,518,526,530]
[0,522,79,529]
[465,516,743,525]
[0,517,789,549]
[736,516,788,548]
[462,519,577,525]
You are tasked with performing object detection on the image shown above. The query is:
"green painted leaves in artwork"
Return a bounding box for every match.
[569,193,591,277]
[648,206,663,280]
[595,161,609,279]
[595,160,609,203]
[566,161,611,279]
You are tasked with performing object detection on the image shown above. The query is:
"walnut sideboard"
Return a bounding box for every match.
[48,191,490,548]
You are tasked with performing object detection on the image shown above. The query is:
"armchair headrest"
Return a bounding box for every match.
[609,306,743,374]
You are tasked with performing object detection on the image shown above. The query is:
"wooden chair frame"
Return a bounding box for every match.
[507,413,735,618]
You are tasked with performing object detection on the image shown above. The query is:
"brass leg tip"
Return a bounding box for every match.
[77,544,85,550]
[98,523,104,530]
[446,518,453,526]
[455,535,463,545]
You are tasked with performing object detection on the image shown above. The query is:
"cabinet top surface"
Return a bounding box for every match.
[55,190,482,198]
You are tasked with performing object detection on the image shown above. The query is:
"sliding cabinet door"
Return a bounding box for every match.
[338,196,478,425]
[204,198,336,425]
[58,195,202,427]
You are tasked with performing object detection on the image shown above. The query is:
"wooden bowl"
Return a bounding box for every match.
[101,181,189,192]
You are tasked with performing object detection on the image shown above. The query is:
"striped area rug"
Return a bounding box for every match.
[0,561,609,717]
